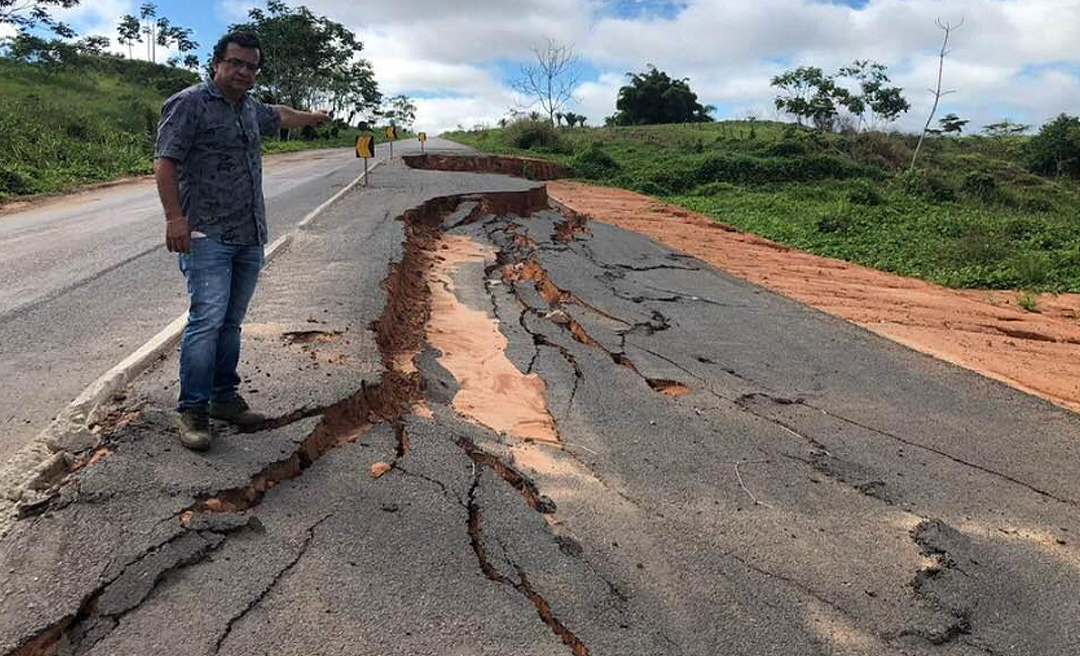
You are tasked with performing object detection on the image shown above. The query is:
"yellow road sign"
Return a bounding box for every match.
[355,134,375,158]
[385,126,398,140]
[418,131,427,142]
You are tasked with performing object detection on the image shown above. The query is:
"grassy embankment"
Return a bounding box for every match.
[0,57,394,202]
[446,121,1080,293]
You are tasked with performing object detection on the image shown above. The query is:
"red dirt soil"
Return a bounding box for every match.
[548,180,1080,414]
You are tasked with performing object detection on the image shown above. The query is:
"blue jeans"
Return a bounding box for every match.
[177,238,264,411]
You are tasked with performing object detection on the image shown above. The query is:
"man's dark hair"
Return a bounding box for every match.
[212,31,263,66]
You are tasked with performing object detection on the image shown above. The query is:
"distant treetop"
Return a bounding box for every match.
[608,65,714,126]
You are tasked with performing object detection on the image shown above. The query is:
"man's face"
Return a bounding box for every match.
[212,43,260,96]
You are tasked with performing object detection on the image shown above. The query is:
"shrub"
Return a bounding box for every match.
[816,212,853,234]
[1017,291,1040,312]
[848,131,913,171]
[847,180,884,206]
[634,180,672,196]
[1013,252,1052,285]
[1026,114,1080,178]
[504,119,565,152]
[689,181,738,196]
[960,171,996,197]
[571,145,620,179]
[642,169,689,194]
[694,153,878,187]
[764,139,812,157]
[0,164,38,197]
[896,168,956,203]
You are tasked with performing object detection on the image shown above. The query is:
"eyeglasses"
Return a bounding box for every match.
[224,57,260,74]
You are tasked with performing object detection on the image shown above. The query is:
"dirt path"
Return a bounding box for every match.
[548,180,1080,414]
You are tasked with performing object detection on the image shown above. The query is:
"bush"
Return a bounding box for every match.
[0,164,38,197]
[960,171,998,201]
[688,181,738,197]
[816,212,854,234]
[847,180,885,206]
[764,139,812,157]
[1027,114,1080,179]
[847,131,913,171]
[694,153,878,187]
[1012,252,1052,285]
[571,144,620,179]
[896,168,956,203]
[504,119,565,152]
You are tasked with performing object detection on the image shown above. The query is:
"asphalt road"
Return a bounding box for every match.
[0,139,453,460]
[2,155,1080,655]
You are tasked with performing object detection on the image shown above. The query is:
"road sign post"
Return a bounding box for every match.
[385,126,398,159]
[419,131,427,153]
[355,134,375,186]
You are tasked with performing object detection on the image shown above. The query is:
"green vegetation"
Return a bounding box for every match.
[0,57,176,199]
[0,56,389,201]
[1017,291,1040,313]
[610,65,713,126]
[446,119,1080,292]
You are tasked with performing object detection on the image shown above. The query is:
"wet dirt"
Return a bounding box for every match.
[427,234,560,443]
[548,180,1080,414]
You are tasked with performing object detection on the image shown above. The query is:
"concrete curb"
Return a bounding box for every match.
[0,161,380,512]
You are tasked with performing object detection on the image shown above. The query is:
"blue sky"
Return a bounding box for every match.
[36,0,1080,133]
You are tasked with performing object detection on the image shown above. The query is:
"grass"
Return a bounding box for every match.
[0,57,392,202]
[445,120,1080,292]
[1017,291,1041,312]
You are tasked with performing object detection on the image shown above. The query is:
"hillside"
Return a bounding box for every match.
[0,57,374,202]
[446,121,1080,293]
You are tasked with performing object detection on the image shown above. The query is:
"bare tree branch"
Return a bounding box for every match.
[511,37,581,125]
[911,17,964,169]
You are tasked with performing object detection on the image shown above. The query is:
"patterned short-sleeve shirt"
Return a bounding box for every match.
[155,80,282,245]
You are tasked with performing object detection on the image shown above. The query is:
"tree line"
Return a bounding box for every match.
[0,0,427,129]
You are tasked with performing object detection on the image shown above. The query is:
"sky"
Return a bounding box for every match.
[26,0,1080,134]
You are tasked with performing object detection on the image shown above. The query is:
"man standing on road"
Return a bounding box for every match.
[154,31,328,451]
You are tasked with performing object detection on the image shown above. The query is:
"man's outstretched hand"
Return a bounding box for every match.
[166,216,192,254]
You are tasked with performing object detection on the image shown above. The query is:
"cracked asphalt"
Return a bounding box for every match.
[3,148,1080,655]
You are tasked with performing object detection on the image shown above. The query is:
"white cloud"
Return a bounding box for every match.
[208,0,1080,133]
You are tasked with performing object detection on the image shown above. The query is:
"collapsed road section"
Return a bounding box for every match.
[3,156,1080,656]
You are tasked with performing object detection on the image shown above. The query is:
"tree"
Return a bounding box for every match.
[75,34,108,55]
[383,94,417,131]
[772,66,830,127]
[611,65,713,126]
[912,17,964,169]
[773,62,908,131]
[0,0,78,36]
[1026,114,1080,179]
[117,13,141,59]
[182,53,200,71]
[229,1,380,118]
[5,29,76,65]
[512,38,581,125]
[156,20,198,67]
[938,113,968,135]
[139,3,157,62]
[834,60,910,128]
[983,119,1030,138]
[561,112,586,127]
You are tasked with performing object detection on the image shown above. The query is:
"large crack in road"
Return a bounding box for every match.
[4,158,1080,655]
